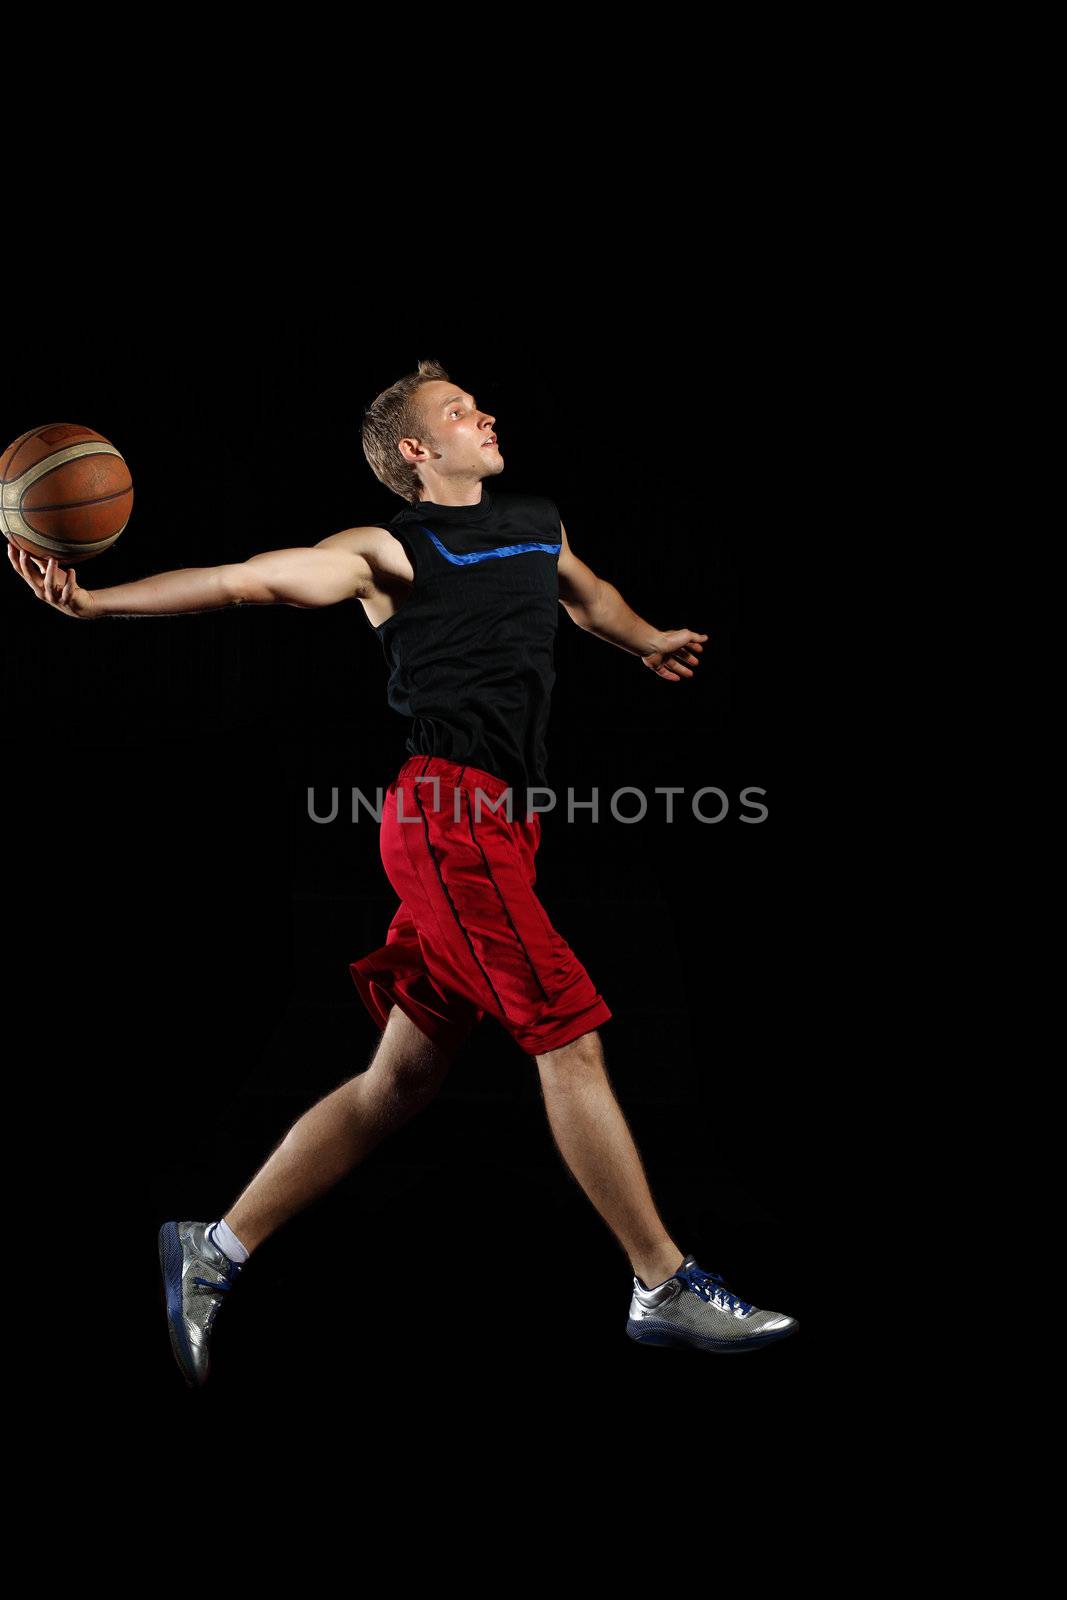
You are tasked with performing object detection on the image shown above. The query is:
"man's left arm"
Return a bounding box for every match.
[556,520,708,683]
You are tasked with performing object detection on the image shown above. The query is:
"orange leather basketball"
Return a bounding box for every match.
[0,422,133,565]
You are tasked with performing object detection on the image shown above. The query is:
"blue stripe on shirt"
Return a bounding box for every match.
[420,527,561,566]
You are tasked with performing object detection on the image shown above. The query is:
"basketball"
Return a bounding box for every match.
[0,422,133,566]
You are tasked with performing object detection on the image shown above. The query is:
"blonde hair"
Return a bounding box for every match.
[361,357,452,505]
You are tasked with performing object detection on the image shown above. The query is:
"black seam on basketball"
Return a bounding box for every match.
[18,485,133,513]
[412,779,510,1021]
[463,789,552,1003]
[3,424,53,481]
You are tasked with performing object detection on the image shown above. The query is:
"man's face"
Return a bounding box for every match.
[410,380,503,480]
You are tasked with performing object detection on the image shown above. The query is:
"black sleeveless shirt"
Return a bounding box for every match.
[367,484,562,811]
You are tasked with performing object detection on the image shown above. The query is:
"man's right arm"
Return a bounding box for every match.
[6,527,391,619]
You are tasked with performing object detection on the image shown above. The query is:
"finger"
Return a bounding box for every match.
[45,557,69,605]
[47,557,71,604]
[17,548,45,596]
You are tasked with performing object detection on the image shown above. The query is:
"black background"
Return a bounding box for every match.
[3,307,813,1430]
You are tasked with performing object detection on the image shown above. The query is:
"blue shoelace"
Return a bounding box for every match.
[190,1270,238,1331]
[192,1274,236,1292]
[676,1262,754,1316]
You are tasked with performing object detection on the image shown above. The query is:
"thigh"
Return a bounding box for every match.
[374,999,461,1076]
[395,780,613,1057]
[350,894,484,1057]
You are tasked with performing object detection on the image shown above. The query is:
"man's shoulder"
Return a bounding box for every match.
[316,523,411,576]
[494,488,561,530]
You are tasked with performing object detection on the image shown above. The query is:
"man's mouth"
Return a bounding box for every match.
[482,436,498,448]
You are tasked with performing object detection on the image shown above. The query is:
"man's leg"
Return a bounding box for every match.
[535,1029,685,1288]
[220,1005,456,1255]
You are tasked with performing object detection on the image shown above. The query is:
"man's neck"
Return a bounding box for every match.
[417,480,485,508]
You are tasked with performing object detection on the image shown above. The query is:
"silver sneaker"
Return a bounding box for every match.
[627,1253,798,1352]
[159,1220,243,1387]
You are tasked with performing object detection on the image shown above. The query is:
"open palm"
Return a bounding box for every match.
[6,541,95,618]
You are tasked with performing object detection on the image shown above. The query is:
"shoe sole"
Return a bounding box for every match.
[158,1222,204,1388]
[626,1318,800,1353]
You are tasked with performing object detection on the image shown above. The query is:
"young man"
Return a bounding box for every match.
[8,357,798,1385]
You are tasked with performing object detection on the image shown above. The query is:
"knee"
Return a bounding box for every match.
[534,1028,604,1081]
[376,1031,456,1101]
[373,1007,458,1093]
[388,1055,451,1102]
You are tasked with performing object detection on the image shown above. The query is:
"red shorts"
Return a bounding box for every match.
[350,754,613,1057]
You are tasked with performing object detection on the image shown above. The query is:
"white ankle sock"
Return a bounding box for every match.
[208,1219,249,1264]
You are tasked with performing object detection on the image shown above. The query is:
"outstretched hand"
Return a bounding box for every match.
[641,629,708,682]
[6,541,95,619]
